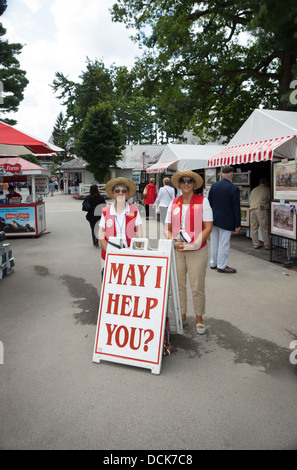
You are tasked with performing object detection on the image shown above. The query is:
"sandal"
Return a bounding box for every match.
[196,323,206,335]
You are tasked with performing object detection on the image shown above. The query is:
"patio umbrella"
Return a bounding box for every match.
[0,121,63,155]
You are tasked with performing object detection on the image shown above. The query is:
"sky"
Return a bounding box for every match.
[1,0,141,142]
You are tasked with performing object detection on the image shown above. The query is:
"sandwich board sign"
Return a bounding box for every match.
[93,238,182,374]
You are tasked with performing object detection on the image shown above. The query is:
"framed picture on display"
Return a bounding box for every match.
[233,172,250,185]
[239,187,250,206]
[240,207,250,227]
[205,168,216,189]
[271,201,297,240]
[273,161,297,201]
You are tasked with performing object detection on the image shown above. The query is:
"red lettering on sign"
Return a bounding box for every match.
[123,265,136,286]
[106,293,158,320]
[109,263,124,284]
[154,266,163,288]
[108,262,150,287]
[120,295,132,316]
[105,324,154,351]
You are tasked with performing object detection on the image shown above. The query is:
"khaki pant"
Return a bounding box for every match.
[250,208,270,249]
[175,244,208,318]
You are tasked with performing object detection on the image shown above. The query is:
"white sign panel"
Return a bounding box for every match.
[93,251,170,374]
[35,176,49,195]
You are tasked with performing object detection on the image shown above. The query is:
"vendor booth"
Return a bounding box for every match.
[207,109,297,267]
[0,157,51,237]
[146,144,225,196]
[146,143,224,174]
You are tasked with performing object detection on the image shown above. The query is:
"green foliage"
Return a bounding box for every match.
[0,6,29,124]
[51,58,156,145]
[18,154,39,165]
[75,103,124,182]
[51,111,72,166]
[0,0,7,17]
[111,0,297,141]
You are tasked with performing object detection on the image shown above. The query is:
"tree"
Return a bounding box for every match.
[51,59,156,145]
[0,1,29,125]
[111,0,297,142]
[18,154,39,165]
[51,111,72,165]
[75,103,124,182]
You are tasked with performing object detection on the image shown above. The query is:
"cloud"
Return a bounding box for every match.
[1,0,140,140]
[20,0,43,14]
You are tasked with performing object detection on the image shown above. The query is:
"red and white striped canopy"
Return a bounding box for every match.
[207,135,295,167]
[146,160,178,173]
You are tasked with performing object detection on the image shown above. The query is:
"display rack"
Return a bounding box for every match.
[0,231,15,280]
[270,234,297,268]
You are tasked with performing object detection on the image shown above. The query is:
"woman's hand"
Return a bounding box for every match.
[174,241,184,251]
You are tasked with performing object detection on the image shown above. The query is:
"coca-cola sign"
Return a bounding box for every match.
[0,163,22,175]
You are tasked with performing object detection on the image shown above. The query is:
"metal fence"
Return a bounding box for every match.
[79,183,108,198]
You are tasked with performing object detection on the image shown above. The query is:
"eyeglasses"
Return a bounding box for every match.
[114,189,127,194]
[179,178,194,184]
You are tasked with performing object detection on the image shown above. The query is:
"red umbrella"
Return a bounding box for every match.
[0,121,63,155]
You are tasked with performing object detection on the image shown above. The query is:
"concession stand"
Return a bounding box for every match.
[0,157,51,237]
[0,121,63,238]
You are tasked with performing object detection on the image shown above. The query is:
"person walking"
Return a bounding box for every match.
[154,177,175,224]
[84,184,106,247]
[143,178,157,220]
[249,177,270,250]
[164,170,213,334]
[208,165,241,273]
[49,181,55,197]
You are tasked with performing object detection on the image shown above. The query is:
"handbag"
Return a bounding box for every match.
[82,197,91,212]
[143,186,148,199]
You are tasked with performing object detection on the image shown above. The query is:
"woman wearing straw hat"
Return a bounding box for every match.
[164,170,213,334]
[99,177,143,271]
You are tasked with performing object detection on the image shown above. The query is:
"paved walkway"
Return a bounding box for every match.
[0,192,296,450]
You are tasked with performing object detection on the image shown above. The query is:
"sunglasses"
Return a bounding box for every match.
[114,189,127,194]
[179,178,194,184]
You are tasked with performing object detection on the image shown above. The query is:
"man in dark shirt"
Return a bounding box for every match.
[208,165,241,273]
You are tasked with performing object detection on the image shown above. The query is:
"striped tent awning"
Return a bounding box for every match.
[146,160,178,173]
[207,135,295,167]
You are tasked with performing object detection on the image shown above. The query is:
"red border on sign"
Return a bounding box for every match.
[94,253,169,365]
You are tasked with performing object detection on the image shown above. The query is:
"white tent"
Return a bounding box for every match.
[228,109,297,146]
[117,145,164,170]
[147,143,224,173]
[208,109,297,167]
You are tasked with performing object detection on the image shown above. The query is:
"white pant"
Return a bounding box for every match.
[210,226,232,270]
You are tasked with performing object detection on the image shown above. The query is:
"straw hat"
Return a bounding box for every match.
[171,169,203,189]
[105,177,136,199]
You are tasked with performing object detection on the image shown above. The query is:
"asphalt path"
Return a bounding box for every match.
[0,192,296,450]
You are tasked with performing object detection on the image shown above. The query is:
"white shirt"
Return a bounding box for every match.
[99,201,142,247]
[155,186,175,207]
[165,197,213,226]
